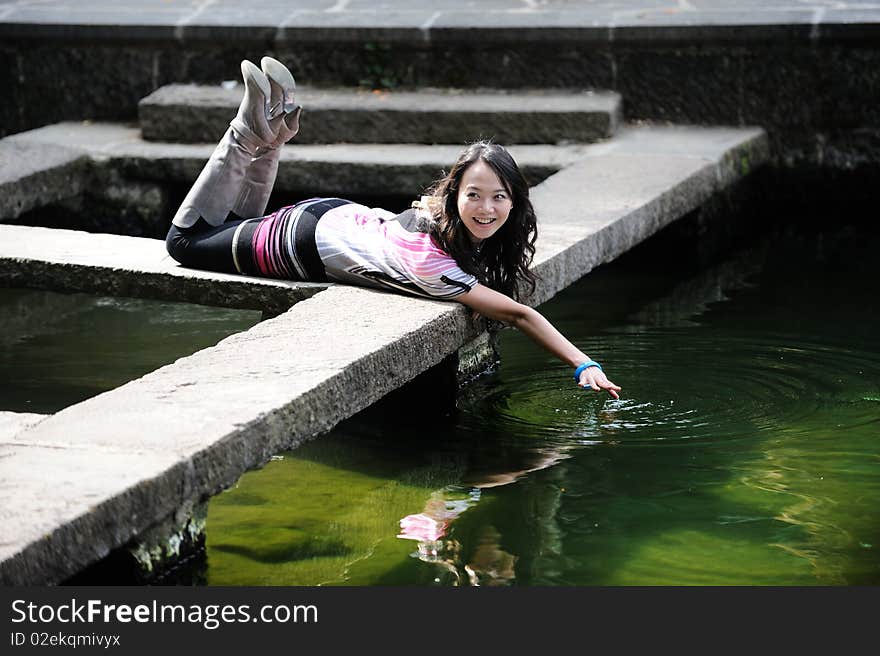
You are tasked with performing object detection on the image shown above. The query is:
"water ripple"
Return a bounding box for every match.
[459,329,880,448]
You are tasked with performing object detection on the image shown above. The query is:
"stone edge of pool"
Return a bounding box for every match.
[0,124,768,584]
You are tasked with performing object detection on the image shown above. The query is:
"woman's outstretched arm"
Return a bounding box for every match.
[457,284,621,399]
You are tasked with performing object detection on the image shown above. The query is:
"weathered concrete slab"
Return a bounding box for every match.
[528,126,769,305]
[0,224,328,314]
[0,123,768,584]
[2,1,877,44]
[0,285,479,585]
[139,84,621,145]
[0,441,188,583]
[8,122,578,202]
[0,139,90,220]
[0,412,47,438]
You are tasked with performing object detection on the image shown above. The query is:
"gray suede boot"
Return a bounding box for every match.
[172,60,277,228]
[231,57,302,220]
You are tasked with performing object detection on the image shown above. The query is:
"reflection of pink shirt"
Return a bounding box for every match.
[315,203,478,299]
[398,513,449,542]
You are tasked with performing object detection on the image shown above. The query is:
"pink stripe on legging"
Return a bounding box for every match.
[252,212,282,277]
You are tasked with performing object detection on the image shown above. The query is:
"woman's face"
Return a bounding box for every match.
[456,160,513,244]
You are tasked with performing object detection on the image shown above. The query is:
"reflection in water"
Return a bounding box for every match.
[197,219,880,586]
[398,486,524,586]
[467,527,518,586]
[397,489,480,585]
[399,490,479,542]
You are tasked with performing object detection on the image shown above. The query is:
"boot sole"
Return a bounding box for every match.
[261,57,296,92]
[241,60,272,102]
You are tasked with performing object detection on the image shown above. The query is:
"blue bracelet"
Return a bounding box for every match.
[574,360,602,382]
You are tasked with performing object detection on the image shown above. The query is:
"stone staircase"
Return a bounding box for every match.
[2,84,622,239]
[0,80,768,584]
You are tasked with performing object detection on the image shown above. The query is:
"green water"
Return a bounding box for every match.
[0,290,262,413]
[203,219,880,586]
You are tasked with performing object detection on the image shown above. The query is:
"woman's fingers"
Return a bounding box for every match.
[578,371,622,399]
[604,383,621,400]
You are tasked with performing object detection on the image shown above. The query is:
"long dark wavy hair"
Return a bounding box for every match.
[426,141,538,300]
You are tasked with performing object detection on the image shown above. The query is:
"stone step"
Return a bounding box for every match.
[0,139,89,220]
[3,122,590,228]
[139,85,622,145]
[0,123,768,583]
[0,223,327,316]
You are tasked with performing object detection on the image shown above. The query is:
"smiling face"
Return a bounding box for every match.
[456,160,513,244]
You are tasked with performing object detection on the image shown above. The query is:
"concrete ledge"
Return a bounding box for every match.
[0,140,90,220]
[0,285,481,585]
[139,85,621,145]
[0,123,769,584]
[1,4,878,45]
[5,123,579,217]
[0,225,328,314]
[529,126,770,304]
[0,412,48,439]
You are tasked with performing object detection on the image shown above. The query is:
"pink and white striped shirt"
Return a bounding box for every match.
[314,202,478,299]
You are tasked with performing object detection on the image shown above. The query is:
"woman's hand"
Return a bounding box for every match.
[459,284,623,399]
[578,366,621,399]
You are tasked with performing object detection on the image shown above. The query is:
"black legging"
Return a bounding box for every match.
[165,217,245,274]
[165,198,350,280]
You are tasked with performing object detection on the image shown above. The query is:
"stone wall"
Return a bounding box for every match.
[1,28,878,171]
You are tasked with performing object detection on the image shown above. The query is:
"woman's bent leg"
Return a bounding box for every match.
[171,61,278,229]
[166,218,246,274]
[231,58,302,220]
[166,214,300,280]
[171,127,258,229]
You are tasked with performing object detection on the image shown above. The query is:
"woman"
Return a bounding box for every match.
[166,58,621,399]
